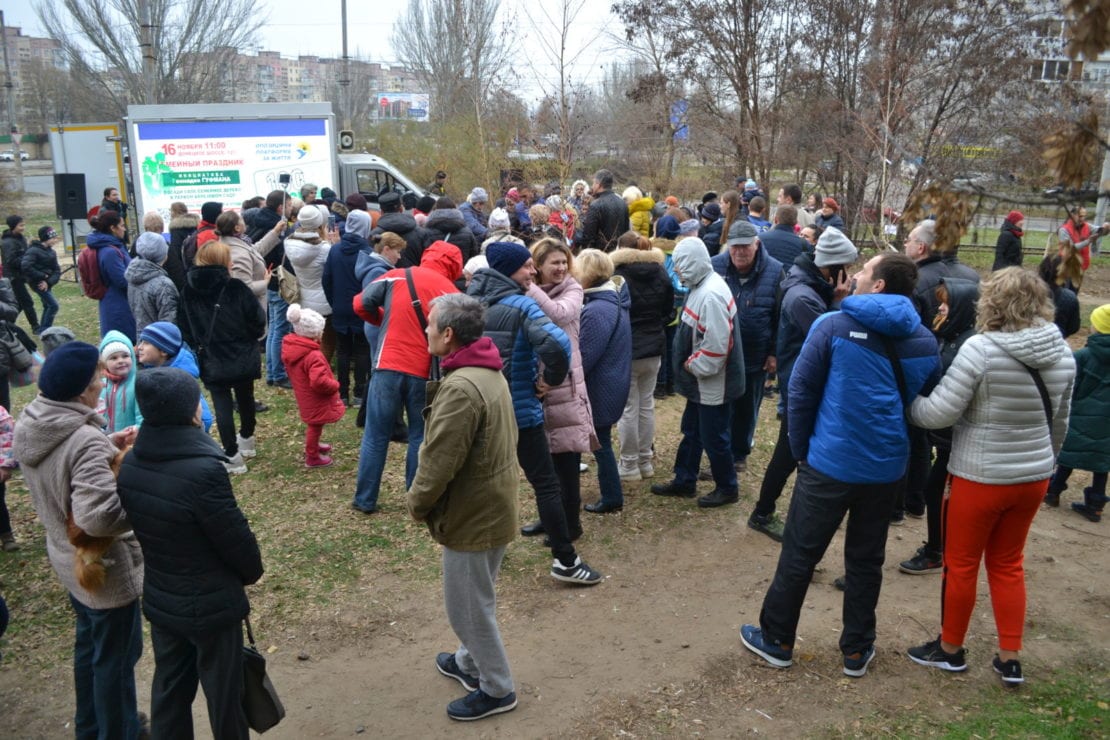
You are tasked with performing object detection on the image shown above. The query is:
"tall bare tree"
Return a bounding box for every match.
[37,0,264,113]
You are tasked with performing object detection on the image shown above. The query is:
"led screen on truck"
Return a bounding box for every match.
[132,118,334,214]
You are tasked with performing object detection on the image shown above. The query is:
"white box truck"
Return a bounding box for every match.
[126,102,424,217]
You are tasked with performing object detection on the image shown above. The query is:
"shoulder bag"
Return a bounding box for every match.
[242,617,285,732]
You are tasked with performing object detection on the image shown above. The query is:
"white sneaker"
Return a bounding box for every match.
[224,452,248,474]
[237,435,257,458]
[639,462,655,479]
[618,466,642,481]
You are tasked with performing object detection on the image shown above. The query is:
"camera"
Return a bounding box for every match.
[278,173,291,186]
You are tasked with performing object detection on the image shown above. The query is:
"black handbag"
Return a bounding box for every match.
[242,617,285,733]
[0,322,33,372]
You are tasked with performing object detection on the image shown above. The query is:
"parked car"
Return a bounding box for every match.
[0,150,29,161]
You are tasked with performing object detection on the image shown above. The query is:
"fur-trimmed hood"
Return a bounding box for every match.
[169,213,200,230]
[610,246,665,266]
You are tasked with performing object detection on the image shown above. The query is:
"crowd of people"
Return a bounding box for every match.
[0,168,1107,734]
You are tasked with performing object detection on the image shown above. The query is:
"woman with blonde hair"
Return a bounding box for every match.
[178,239,267,474]
[575,249,631,512]
[906,267,1075,686]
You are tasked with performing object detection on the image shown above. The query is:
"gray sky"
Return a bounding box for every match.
[3,0,626,105]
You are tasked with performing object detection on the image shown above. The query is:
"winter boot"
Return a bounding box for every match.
[1071,487,1106,523]
[306,452,333,468]
[1044,481,1066,507]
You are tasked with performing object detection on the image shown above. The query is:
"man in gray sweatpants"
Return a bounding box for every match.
[406,293,520,721]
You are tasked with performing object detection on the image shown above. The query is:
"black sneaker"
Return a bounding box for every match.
[550,556,602,585]
[843,645,876,678]
[697,489,738,508]
[907,637,967,672]
[748,513,785,542]
[446,688,517,721]
[1043,491,1060,507]
[650,480,697,498]
[899,546,942,575]
[436,652,479,692]
[992,655,1024,686]
[890,512,905,526]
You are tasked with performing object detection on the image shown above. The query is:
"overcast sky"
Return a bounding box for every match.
[3,0,626,105]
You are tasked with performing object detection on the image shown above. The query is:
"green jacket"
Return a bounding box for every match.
[406,337,519,551]
[1057,332,1110,473]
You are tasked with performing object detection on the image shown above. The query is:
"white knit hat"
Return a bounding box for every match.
[286,303,325,339]
[488,207,511,230]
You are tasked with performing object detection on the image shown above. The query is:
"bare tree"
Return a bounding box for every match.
[36,0,265,113]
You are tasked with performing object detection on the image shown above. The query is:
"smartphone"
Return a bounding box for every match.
[279,172,291,186]
[327,213,337,229]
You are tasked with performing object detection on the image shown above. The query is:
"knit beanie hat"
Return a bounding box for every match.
[38,341,100,401]
[345,193,368,211]
[416,195,437,214]
[678,218,700,236]
[298,204,325,231]
[701,202,722,221]
[201,202,223,224]
[100,339,130,363]
[1091,304,1110,334]
[488,207,511,230]
[287,303,325,338]
[1006,210,1025,225]
[38,226,58,242]
[463,254,489,277]
[486,241,532,277]
[135,367,201,427]
[469,187,489,203]
[346,209,372,239]
[139,321,182,358]
[39,326,76,356]
[814,226,859,268]
[656,214,680,239]
[744,179,758,190]
[320,187,337,203]
[135,231,168,264]
[664,195,679,207]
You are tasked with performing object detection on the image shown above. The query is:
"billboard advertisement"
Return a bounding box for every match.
[375,93,430,122]
[130,117,335,214]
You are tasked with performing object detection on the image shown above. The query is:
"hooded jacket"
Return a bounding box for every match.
[628,196,656,237]
[406,337,519,551]
[323,230,372,334]
[467,268,571,429]
[97,330,143,432]
[777,254,837,403]
[117,424,262,635]
[458,201,489,241]
[373,211,429,267]
[1057,332,1110,473]
[354,241,461,378]
[529,277,595,454]
[12,396,143,610]
[178,264,266,385]
[711,245,785,371]
[927,278,980,450]
[581,278,632,426]
[912,252,979,328]
[611,247,674,359]
[580,189,630,251]
[671,238,746,406]
[21,239,61,287]
[420,208,478,273]
[281,333,347,425]
[125,257,178,334]
[283,230,332,316]
[87,230,136,342]
[910,320,1074,485]
[166,212,200,290]
[142,345,213,432]
[992,220,1024,271]
[700,218,724,254]
[790,293,941,484]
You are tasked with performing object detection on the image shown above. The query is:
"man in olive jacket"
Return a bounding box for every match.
[407,293,520,722]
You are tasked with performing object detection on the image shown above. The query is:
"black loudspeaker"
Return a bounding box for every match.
[54,173,88,220]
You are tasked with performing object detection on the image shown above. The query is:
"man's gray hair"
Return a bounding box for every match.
[593,169,614,189]
[915,219,937,248]
[430,293,486,346]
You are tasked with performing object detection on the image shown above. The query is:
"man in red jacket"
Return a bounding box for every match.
[351,241,461,513]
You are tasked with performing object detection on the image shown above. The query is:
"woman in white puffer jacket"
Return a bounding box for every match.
[906,267,1075,687]
[283,204,336,358]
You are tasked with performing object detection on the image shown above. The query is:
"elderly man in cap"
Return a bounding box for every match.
[710,221,785,480]
[459,187,490,242]
[13,341,145,738]
[651,236,746,508]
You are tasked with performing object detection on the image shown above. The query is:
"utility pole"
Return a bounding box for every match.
[340,0,351,131]
[138,0,156,103]
[0,12,24,192]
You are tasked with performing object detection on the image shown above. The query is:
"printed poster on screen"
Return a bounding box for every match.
[132,118,335,214]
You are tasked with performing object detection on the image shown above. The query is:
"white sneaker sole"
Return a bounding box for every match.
[907,653,967,672]
[843,648,876,677]
[740,629,793,668]
[447,697,517,721]
[550,568,601,586]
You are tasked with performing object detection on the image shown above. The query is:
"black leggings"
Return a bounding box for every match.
[335,330,369,401]
[551,451,583,539]
[754,414,796,518]
[206,381,256,456]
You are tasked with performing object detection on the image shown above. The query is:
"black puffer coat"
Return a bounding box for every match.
[117,424,263,635]
[992,221,1023,271]
[178,264,265,385]
[610,247,674,359]
[373,212,428,267]
[20,240,61,286]
[166,214,199,291]
[420,209,478,269]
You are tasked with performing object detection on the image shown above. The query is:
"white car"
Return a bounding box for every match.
[0,150,29,161]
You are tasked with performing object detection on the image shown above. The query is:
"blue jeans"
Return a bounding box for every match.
[266,290,291,383]
[592,424,623,506]
[33,287,59,331]
[69,595,143,740]
[353,369,425,511]
[673,400,736,492]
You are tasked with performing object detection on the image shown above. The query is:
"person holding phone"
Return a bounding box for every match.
[747,227,857,542]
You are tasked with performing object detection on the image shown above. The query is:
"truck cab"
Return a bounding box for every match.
[338,153,425,201]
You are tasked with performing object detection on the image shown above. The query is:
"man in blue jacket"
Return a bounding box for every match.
[710,221,784,476]
[740,252,940,679]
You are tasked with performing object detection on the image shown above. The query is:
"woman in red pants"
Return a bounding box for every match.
[905,267,1076,686]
